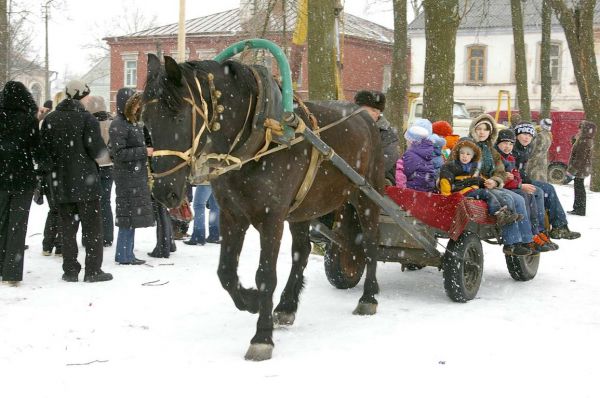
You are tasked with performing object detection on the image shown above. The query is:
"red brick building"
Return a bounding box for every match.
[105,7,394,111]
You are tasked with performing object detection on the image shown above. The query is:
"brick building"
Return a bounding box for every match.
[104,5,394,111]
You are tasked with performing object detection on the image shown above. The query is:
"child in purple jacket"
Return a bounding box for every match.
[401,120,436,192]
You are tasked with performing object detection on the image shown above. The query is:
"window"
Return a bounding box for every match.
[467,45,486,83]
[536,42,561,83]
[125,60,137,87]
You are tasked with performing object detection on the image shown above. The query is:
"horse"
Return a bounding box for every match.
[142,54,385,361]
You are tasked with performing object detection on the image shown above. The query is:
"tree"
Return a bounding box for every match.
[386,0,410,152]
[510,0,531,121]
[540,0,552,120]
[0,0,7,87]
[421,0,461,122]
[307,0,338,100]
[548,0,600,191]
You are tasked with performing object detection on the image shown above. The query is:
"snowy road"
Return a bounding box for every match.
[1,184,599,397]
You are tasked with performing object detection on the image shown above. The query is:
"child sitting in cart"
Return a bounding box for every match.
[439,138,534,256]
[400,119,437,192]
[494,128,559,252]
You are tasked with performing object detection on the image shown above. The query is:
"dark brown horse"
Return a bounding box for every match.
[142,54,384,361]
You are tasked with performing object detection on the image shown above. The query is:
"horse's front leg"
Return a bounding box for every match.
[216,207,256,313]
[244,216,285,361]
[353,194,380,315]
[273,220,311,326]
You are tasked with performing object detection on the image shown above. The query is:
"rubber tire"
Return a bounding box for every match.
[505,254,540,281]
[547,163,567,184]
[323,205,366,289]
[442,232,484,303]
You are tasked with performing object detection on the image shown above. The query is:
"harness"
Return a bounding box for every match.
[147,67,364,213]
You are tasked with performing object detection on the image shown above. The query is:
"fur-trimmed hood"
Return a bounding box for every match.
[469,113,498,148]
[451,137,481,162]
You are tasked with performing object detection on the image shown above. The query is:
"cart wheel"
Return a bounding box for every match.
[547,163,567,184]
[323,204,366,289]
[505,254,540,281]
[442,232,483,303]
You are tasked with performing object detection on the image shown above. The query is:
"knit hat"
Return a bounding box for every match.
[65,80,90,100]
[413,118,433,135]
[432,120,453,137]
[354,90,385,112]
[497,128,516,143]
[514,121,536,137]
[404,125,430,142]
[429,133,446,149]
[540,118,552,131]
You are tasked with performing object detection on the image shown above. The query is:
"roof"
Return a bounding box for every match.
[117,8,393,44]
[408,0,600,32]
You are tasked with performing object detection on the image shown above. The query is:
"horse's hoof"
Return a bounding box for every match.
[352,302,377,316]
[244,344,273,361]
[273,311,296,326]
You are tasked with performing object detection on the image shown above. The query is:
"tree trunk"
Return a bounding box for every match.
[0,0,8,87]
[540,0,552,120]
[307,0,338,100]
[422,0,460,123]
[386,0,409,153]
[549,0,600,192]
[511,0,531,121]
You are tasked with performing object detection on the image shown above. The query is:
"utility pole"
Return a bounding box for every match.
[43,0,54,102]
[0,0,7,86]
[177,0,185,62]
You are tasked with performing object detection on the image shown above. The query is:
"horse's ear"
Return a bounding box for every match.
[147,53,162,80]
[164,56,182,86]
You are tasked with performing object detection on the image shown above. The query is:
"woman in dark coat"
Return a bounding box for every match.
[109,88,154,265]
[0,81,46,285]
[567,120,595,216]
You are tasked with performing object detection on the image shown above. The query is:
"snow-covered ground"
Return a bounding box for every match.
[1,183,599,398]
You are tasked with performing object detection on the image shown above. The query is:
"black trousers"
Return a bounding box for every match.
[573,177,586,214]
[0,190,33,281]
[42,200,62,252]
[57,200,103,275]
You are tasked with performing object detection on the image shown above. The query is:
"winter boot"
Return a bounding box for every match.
[532,234,553,252]
[83,270,113,283]
[494,206,521,227]
[503,243,533,256]
[62,272,79,282]
[538,232,559,250]
[549,225,581,240]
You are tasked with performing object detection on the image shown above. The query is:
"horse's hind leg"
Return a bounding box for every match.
[352,193,380,315]
[216,208,257,313]
[245,216,285,361]
[273,220,311,326]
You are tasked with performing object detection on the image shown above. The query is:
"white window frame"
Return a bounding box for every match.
[121,52,139,88]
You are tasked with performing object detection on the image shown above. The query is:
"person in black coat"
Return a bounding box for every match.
[110,89,155,265]
[41,80,113,283]
[0,81,47,285]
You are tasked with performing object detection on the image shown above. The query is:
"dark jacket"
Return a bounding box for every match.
[377,115,399,185]
[439,138,484,196]
[496,148,522,190]
[109,88,154,229]
[513,139,534,184]
[468,114,506,188]
[0,81,47,193]
[568,121,595,178]
[40,98,105,203]
[402,139,436,192]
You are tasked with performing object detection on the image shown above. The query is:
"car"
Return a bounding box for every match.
[408,98,472,136]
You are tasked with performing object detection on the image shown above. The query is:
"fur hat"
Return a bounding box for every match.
[65,80,90,100]
[452,137,481,162]
[432,120,453,137]
[404,125,430,142]
[514,121,536,137]
[497,128,516,143]
[354,90,386,112]
[540,118,552,131]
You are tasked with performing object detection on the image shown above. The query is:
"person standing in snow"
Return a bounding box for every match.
[41,80,112,283]
[566,120,595,216]
[0,81,47,286]
[109,89,155,265]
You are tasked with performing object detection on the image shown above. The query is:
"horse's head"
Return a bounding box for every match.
[142,54,257,207]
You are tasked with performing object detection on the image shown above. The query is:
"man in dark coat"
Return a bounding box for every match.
[567,120,595,216]
[41,80,113,282]
[109,88,155,265]
[0,81,47,285]
[354,90,399,185]
[513,121,580,240]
